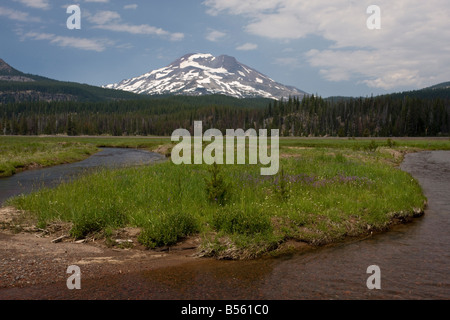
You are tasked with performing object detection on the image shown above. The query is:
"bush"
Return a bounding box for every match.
[70,216,105,239]
[70,209,128,239]
[364,140,378,152]
[212,207,273,235]
[204,163,231,206]
[138,211,199,248]
[386,138,396,147]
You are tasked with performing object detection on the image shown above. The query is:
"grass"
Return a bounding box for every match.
[5,135,441,259]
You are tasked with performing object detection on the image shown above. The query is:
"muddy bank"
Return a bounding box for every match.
[0,206,201,291]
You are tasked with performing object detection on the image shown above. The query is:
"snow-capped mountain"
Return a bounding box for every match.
[104,53,306,100]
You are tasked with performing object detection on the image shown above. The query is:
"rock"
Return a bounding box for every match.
[115,239,133,244]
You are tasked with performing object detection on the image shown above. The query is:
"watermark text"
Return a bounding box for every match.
[171,121,279,175]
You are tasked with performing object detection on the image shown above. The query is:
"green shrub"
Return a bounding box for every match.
[70,216,105,239]
[138,211,199,248]
[386,138,396,147]
[364,140,378,152]
[212,207,273,235]
[273,167,291,201]
[204,163,231,206]
[70,209,128,239]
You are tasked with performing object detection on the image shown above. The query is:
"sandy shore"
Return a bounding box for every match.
[0,206,201,290]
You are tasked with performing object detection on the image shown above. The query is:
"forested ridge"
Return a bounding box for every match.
[1,88,449,137]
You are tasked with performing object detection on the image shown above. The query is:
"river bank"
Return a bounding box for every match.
[0,200,422,291]
[0,136,172,178]
[0,206,201,290]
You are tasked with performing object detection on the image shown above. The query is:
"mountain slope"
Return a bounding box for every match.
[0,59,145,103]
[325,81,450,102]
[104,53,306,100]
[427,81,450,90]
[0,58,55,83]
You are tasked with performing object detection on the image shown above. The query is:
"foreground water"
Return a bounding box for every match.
[0,150,449,299]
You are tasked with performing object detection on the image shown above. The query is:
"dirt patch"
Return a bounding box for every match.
[286,147,313,150]
[280,153,302,159]
[0,207,202,289]
[279,146,313,158]
[0,207,23,225]
[274,239,314,255]
[152,144,173,157]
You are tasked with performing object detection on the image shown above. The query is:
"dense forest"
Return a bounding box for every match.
[1,89,449,137]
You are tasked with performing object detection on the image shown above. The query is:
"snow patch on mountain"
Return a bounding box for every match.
[104,53,306,100]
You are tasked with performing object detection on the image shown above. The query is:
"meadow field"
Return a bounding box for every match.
[2,135,450,259]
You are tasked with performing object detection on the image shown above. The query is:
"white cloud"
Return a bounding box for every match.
[123,4,138,10]
[84,0,110,3]
[274,57,301,68]
[94,23,184,41]
[87,10,120,25]
[206,29,226,42]
[204,0,283,16]
[0,6,41,22]
[236,42,258,51]
[14,0,49,9]
[204,0,450,90]
[170,32,185,41]
[86,9,184,41]
[23,32,113,52]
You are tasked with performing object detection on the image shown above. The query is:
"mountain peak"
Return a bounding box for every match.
[104,53,306,100]
[0,59,18,75]
[0,58,37,82]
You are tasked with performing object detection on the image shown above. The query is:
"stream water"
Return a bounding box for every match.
[0,148,166,206]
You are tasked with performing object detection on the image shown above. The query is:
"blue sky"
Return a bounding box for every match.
[1,0,449,97]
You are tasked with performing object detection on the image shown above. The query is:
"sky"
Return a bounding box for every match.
[0,0,449,98]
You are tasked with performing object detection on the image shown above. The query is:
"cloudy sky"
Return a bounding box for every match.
[1,0,449,97]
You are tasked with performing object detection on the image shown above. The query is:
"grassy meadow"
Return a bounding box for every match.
[3,136,450,259]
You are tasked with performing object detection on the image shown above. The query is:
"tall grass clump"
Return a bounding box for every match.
[272,167,291,201]
[138,210,200,248]
[212,206,272,236]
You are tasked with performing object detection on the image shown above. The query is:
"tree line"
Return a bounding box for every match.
[1,92,449,137]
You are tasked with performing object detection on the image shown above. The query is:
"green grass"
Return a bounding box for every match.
[7,139,429,259]
[278,137,450,151]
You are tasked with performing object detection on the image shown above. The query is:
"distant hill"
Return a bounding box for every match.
[0,58,145,103]
[387,82,450,100]
[325,82,450,102]
[427,82,450,90]
[0,58,55,83]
